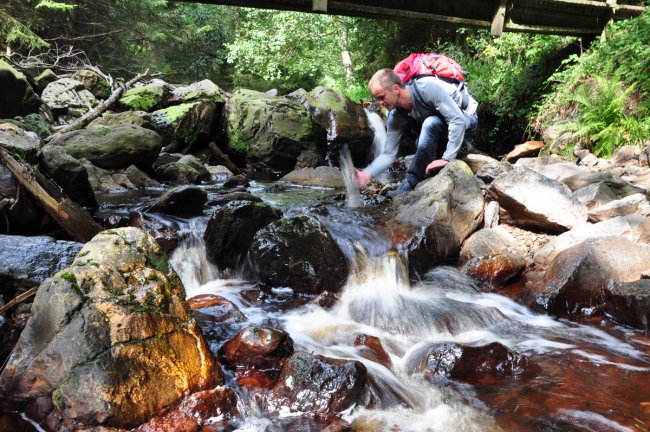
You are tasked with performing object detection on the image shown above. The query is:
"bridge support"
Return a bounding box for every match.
[491,0,507,36]
[313,0,327,12]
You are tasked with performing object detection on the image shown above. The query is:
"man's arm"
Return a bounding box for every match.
[358,110,406,184]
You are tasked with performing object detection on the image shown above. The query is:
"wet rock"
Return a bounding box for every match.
[405,342,537,381]
[459,227,526,287]
[154,161,204,184]
[40,145,97,208]
[0,60,40,118]
[128,212,183,255]
[204,200,281,270]
[52,125,163,170]
[311,290,340,309]
[81,160,137,193]
[149,100,217,152]
[526,236,650,315]
[206,164,233,180]
[0,122,41,163]
[390,160,484,273]
[42,78,97,116]
[267,352,367,415]
[208,191,261,206]
[533,214,650,267]
[353,334,391,368]
[249,214,348,294]
[187,294,246,324]
[144,185,207,216]
[134,386,238,432]
[587,193,650,222]
[0,234,82,296]
[0,304,32,368]
[604,279,650,330]
[225,89,326,172]
[223,173,249,188]
[220,326,294,369]
[0,228,221,429]
[488,167,588,233]
[0,412,38,432]
[281,166,345,188]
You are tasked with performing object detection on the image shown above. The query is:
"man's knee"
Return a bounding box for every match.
[422,115,445,134]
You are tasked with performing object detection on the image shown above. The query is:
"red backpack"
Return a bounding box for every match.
[394,53,466,84]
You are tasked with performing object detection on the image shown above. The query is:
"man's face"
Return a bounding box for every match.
[370,82,399,110]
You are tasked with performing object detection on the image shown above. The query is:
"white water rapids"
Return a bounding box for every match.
[170,216,648,431]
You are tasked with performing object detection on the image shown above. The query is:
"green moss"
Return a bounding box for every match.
[119,87,163,112]
[53,373,77,409]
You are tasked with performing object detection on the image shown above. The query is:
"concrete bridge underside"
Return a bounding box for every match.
[176,0,646,36]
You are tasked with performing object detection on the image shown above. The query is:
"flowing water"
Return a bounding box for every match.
[168,190,650,432]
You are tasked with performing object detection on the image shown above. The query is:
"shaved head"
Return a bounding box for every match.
[368,68,405,91]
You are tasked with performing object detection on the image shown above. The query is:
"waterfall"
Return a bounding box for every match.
[364,108,388,183]
[169,218,219,294]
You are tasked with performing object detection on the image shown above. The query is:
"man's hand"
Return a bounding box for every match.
[425,159,449,176]
[355,169,372,187]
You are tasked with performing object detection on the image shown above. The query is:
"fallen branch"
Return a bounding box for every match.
[0,147,102,242]
[0,287,37,315]
[45,69,150,142]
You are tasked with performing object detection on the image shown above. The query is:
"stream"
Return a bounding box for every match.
[101,176,650,432]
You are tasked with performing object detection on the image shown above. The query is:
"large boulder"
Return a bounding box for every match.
[249,214,348,294]
[225,89,326,172]
[288,87,372,164]
[168,79,225,105]
[72,69,111,100]
[88,111,151,128]
[41,78,97,116]
[0,228,221,429]
[51,125,162,170]
[488,167,588,233]
[390,160,484,273]
[526,236,650,315]
[280,166,344,188]
[0,60,39,118]
[40,145,97,208]
[604,280,650,330]
[148,100,217,152]
[144,185,207,216]
[118,80,170,112]
[204,200,281,271]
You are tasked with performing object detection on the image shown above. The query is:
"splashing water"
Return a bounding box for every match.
[339,144,363,208]
[365,108,388,183]
[170,217,219,292]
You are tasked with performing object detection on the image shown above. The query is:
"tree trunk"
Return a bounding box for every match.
[0,147,102,243]
[338,23,354,85]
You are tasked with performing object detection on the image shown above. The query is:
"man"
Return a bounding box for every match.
[355,68,478,197]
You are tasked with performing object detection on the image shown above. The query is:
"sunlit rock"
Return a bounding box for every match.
[526,236,650,315]
[133,386,239,432]
[605,279,650,330]
[148,100,217,153]
[390,160,484,273]
[224,89,326,172]
[52,125,163,171]
[204,200,281,271]
[573,182,618,209]
[0,122,41,163]
[187,294,246,324]
[42,78,97,116]
[488,167,588,232]
[0,228,221,430]
[248,214,348,294]
[281,166,345,188]
[72,69,111,100]
[118,80,170,112]
[587,193,650,222]
[88,111,151,128]
[168,79,226,105]
[266,351,366,415]
[405,342,537,381]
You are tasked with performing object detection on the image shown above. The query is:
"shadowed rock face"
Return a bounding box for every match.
[0,228,221,430]
[248,214,348,294]
[605,279,650,330]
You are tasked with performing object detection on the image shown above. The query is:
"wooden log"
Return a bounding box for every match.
[0,287,37,315]
[0,147,102,242]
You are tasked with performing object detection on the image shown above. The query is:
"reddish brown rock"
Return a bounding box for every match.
[406,342,538,382]
[187,294,246,324]
[267,352,367,415]
[219,326,294,369]
[353,334,392,368]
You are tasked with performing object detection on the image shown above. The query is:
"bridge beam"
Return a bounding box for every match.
[491,0,507,36]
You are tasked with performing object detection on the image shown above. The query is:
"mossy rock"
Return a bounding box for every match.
[119,86,166,112]
[0,59,39,118]
[148,100,217,151]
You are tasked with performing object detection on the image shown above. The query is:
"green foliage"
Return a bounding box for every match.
[35,1,76,11]
[532,9,650,158]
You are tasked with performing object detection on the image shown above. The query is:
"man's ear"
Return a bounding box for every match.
[392,84,400,95]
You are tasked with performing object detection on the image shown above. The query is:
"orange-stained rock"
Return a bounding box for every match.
[505,141,544,162]
[353,334,392,368]
[220,326,294,370]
